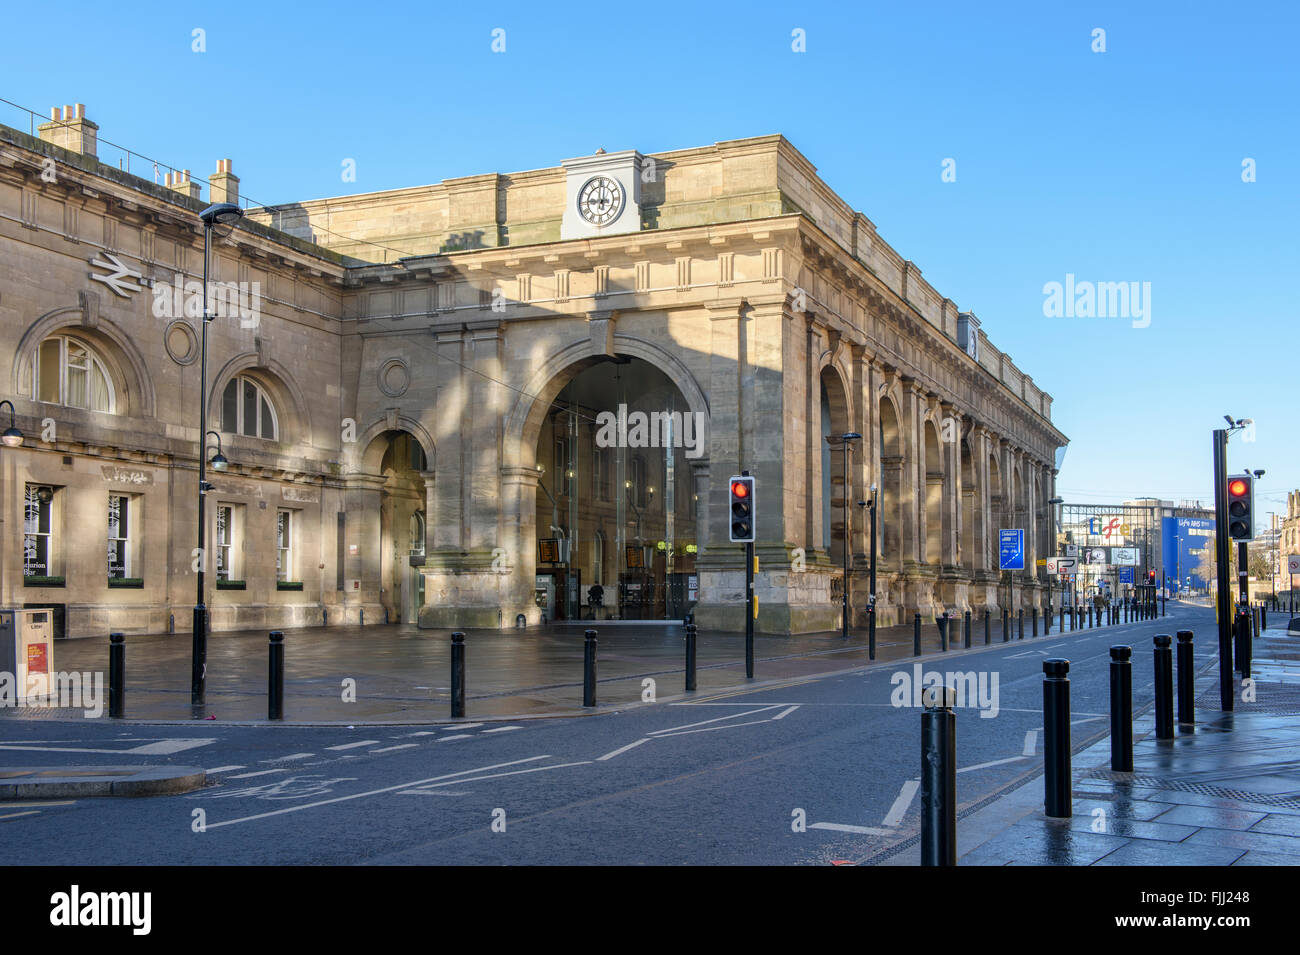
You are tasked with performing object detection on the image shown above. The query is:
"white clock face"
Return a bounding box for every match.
[578,176,624,226]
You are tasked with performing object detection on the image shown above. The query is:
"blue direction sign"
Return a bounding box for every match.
[999,529,1025,570]
[1119,566,1135,584]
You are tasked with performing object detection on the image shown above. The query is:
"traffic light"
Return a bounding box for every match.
[1226,473,1255,541]
[728,475,755,543]
[1147,570,1156,585]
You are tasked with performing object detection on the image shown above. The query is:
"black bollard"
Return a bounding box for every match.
[1043,659,1072,818]
[868,603,876,661]
[1162,592,1166,617]
[1032,608,1038,638]
[920,685,957,867]
[268,630,284,721]
[939,614,948,652]
[1153,634,1173,740]
[963,610,971,649]
[1059,606,1065,633]
[451,631,466,718]
[914,612,922,656]
[1109,646,1133,772]
[685,623,697,692]
[1261,605,1267,632]
[1088,605,1094,628]
[1252,605,1260,640]
[109,632,125,719]
[1238,610,1252,676]
[1002,609,1010,643]
[983,608,990,645]
[583,629,598,707]
[1176,630,1194,727]
[1018,608,1024,640]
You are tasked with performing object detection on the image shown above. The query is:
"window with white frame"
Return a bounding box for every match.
[107,493,137,579]
[215,504,241,580]
[23,484,57,577]
[221,375,278,440]
[34,336,115,413]
[276,509,295,581]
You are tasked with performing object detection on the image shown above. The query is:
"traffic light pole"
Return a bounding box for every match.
[1212,428,1234,711]
[745,540,754,678]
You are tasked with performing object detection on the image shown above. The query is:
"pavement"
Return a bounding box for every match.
[0,608,1097,724]
[882,622,1300,865]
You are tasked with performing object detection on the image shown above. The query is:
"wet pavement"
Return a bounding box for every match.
[0,607,1153,723]
[945,625,1300,866]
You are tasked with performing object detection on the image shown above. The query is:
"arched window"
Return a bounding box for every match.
[409,511,425,556]
[221,375,278,439]
[33,336,116,413]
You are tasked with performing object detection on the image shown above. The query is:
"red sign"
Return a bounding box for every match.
[26,643,48,675]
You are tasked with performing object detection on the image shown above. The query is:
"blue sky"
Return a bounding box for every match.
[3,1,1295,515]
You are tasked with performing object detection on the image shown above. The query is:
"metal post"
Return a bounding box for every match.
[1261,604,1267,632]
[1018,608,1024,640]
[1153,634,1173,740]
[914,612,921,656]
[745,540,754,679]
[1176,630,1194,727]
[963,609,971,649]
[109,632,125,719]
[451,631,466,718]
[1237,610,1252,677]
[868,489,877,661]
[1043,659,1072,818]
[192,220,213,707]
[1109,646,1133,772]
[940,614,948,652]
[1213,430,1233,711]
[1161,590,1167,617]
[583,629,598,707]
[920,686,957,867]
[268,630,284,720]
[1032,607,1038,638]
[685,622,697,692]
[1002,608,1009,643]
[1060,605,1065,633]
[983,608,990,645]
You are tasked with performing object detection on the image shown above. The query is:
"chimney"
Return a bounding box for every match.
[166,168,202,200]
[36,103,99,158]
[210,158,240,204]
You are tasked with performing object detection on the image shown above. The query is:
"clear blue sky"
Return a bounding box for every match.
[3,1,1295,515]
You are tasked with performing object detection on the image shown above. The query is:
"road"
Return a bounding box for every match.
[0,605,1216,864]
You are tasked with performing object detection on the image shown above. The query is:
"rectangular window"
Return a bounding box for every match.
[215,504,238,581]
[107,493,133,579]
[276,509,294,582]
[23,484,55,577]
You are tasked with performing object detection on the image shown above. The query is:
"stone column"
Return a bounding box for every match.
[939,402,961,572]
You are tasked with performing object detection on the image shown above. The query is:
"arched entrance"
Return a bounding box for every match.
[366,430,428,624]
[532,355,699,622]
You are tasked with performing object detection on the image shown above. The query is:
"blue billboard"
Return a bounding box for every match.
[1162,516,1214,593]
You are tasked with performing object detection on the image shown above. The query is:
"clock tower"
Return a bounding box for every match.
[561,149,646,240]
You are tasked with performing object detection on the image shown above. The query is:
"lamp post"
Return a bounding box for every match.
[863,487,877,658]
[1047,497,1063,624]
[839,432,862,639]
[193,201,244,706]
[0,400,24,447]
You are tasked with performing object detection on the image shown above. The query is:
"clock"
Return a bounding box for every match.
[577,176,624,226]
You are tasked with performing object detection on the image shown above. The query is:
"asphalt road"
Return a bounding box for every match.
[0,605,1217,864]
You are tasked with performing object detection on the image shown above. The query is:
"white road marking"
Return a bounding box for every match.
[809,822,893,835]
[205,765,246,773]
[1023,730,1038,756]
[771,705,801,720]
[480,726,520,734]
[597,738,650,761]
[0,800,75,808]
[227,768,291,779]
[0,811,42,821]
[262,753,314,763]
[648,705,783,735]
[437,734,473,742]
[957,755,1030,774]
[128,739,217,755]
[369,744,419,754]
[204,756,553,829]
[651,719,775,738]
[405,732,439,737]
[326,740,380,751]
[883,780,920,827]
[454,724,484,730]
[1072,716,1105,726]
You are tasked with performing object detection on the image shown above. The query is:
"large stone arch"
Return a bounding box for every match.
[987,451,1003,570]
[922,417,943,565]
[210,353,313,449]
[819,364,854,560]
[353,415,436,474]
[503,333,711,471]
[11,304,157,418]
[878,394,902,566]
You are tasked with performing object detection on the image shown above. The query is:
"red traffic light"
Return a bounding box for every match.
[1228,478,1248,497]
[730,480,749,499]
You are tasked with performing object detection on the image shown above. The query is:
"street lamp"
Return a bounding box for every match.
[839,432,862,639]
[192,201,244,706]
[862,487,877,658]
[0,400,23,447]
[206,431,228,471]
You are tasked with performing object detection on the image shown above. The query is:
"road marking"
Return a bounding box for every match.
[597,738,650,761]
[957,755,1030,774]
[648,705,783,735]
[0,800,75,808]
[809,822,893,835]
[227,768,291,779]
[395,761,591,794]
[204,756,553,829]
[883,780,920,827]
[128,739,217,755]
[651,719,776,738]
[0,810,41,821]
[455,724,484,730]
[771,705,801,720]
[405,731,439,737]
[262,753,314,763]
[1072,716,1105,726]
[480,726,520,734]
[437,734,473,742]
[1023,730,1037,756]
[205,765,246,773]
[369,744,419,754]
[326,740,380,751]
